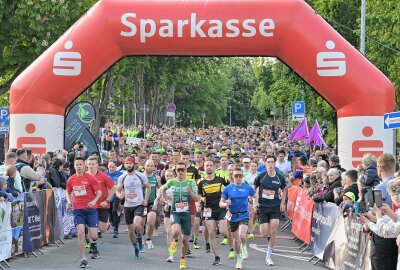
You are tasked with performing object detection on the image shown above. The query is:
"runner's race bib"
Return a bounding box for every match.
[127,193,139,203]
[262,189,275,200]
[175,202,189,212]
[204,208,212,218]
[73,186,86,196]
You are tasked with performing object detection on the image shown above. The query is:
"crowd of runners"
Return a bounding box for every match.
[61,125,332,269]
[2,125,343,269]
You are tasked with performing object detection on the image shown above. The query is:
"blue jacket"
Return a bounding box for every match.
[0,189,14,202]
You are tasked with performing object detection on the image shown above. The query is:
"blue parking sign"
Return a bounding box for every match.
[0,108,10,134]
[292,101,305,115]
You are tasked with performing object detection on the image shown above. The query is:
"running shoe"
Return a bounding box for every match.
[85,242,91,249]
[212,256,221,266]
[247,233,254,240]
[166,255,174,263]
[228,250,236,259]
[133,245,140,259]
[113,230,119,238]
[180,257,187,269]
[170,240,178,255]
[186,248,192,255]
[98,232,102,238]
[220,237,228,245]
[80,258,89,268]
[193,240,200,249]
[88,248,93,254]
[146,240,155,250]
[205,243,211,253]
[91,249,100,259]
[138,237,145,253]
[235,257,243,270]
[189,236,194,243]
[265,255,274,266]
[241,245,248,260]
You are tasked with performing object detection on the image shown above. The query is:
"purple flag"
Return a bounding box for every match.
[313,132,328,149]
[288,118,309,142]
[309,120,322,141]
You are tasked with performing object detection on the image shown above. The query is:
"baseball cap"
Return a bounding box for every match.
[312,167,327,174]
[124,156,135,163]
[243,157,251,163]
[329,155,340,163]
[343,192,355,202]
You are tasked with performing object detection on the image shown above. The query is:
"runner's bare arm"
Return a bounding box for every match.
[219,198,230,208]
[143,182,151,206]
[88,189,102,208]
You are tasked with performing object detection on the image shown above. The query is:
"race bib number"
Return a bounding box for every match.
[175,202,189,213]
[225,211,232,221]
[73,186,86,196]
[204,208,212,218]
[262,189,275,200]
[126,193,139,203]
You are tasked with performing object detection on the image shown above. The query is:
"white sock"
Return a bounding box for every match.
[267,247,272,257]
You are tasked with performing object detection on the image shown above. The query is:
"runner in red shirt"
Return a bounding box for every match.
[66,157,102,268]
[86,156,116,236]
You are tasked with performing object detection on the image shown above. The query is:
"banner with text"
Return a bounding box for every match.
[291,189,314,245]
[287,186,301,220]
[323,215,370,269]
[11,194,24,257]
[0,202,12,261]
[23,192,43,252]
[310,202,340,260]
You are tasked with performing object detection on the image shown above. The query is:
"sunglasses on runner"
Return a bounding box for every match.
[233,174,243,178]
[176,168,186,172]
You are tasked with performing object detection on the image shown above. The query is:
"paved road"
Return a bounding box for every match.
[8,223,327,270]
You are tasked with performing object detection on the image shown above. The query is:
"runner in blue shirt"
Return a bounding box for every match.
[220,168,255,270]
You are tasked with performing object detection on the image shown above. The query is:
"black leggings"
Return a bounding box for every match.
[110,198,121,229]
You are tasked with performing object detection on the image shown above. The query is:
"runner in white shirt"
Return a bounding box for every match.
[245,161,259,240]
[154,169,175,262]
[115,157,151,259]
[275,150,292,175]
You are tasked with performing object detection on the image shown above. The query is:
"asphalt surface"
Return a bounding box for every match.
[7,222,327,270]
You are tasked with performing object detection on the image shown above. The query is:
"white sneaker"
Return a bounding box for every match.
[146,240,154,250]
[265,256,274,266]
[166,255,174,262]
[241,245,248,259]
[235,257,243,269]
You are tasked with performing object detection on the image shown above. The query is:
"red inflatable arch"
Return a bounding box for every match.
[10,0,395,169]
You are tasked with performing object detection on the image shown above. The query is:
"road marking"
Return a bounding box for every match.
[249,244,313,262]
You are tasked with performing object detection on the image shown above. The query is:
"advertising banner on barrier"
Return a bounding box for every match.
[53,188,76,238]
[43,189,56,245]
[11,193,24,256]
[310,202,340,260]
[53,188,64,241]
[341,216,370,269]
[291,189,314,244]
[23,191,43,252]
[287,186,301,220]
[323,215,347,268]
[0,202,12,261]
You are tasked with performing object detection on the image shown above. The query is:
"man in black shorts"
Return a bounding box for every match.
[198,160,230,265]
[254,155,287,266]
[116,157,151,259]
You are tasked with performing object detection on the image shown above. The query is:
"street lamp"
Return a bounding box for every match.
[229,106,232,127]
[201,112,206,128]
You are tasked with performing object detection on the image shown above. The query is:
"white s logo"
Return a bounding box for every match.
[53,41,82,76]
[317,40,346,77]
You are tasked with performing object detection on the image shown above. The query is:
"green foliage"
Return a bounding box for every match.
[0,0,96,95]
